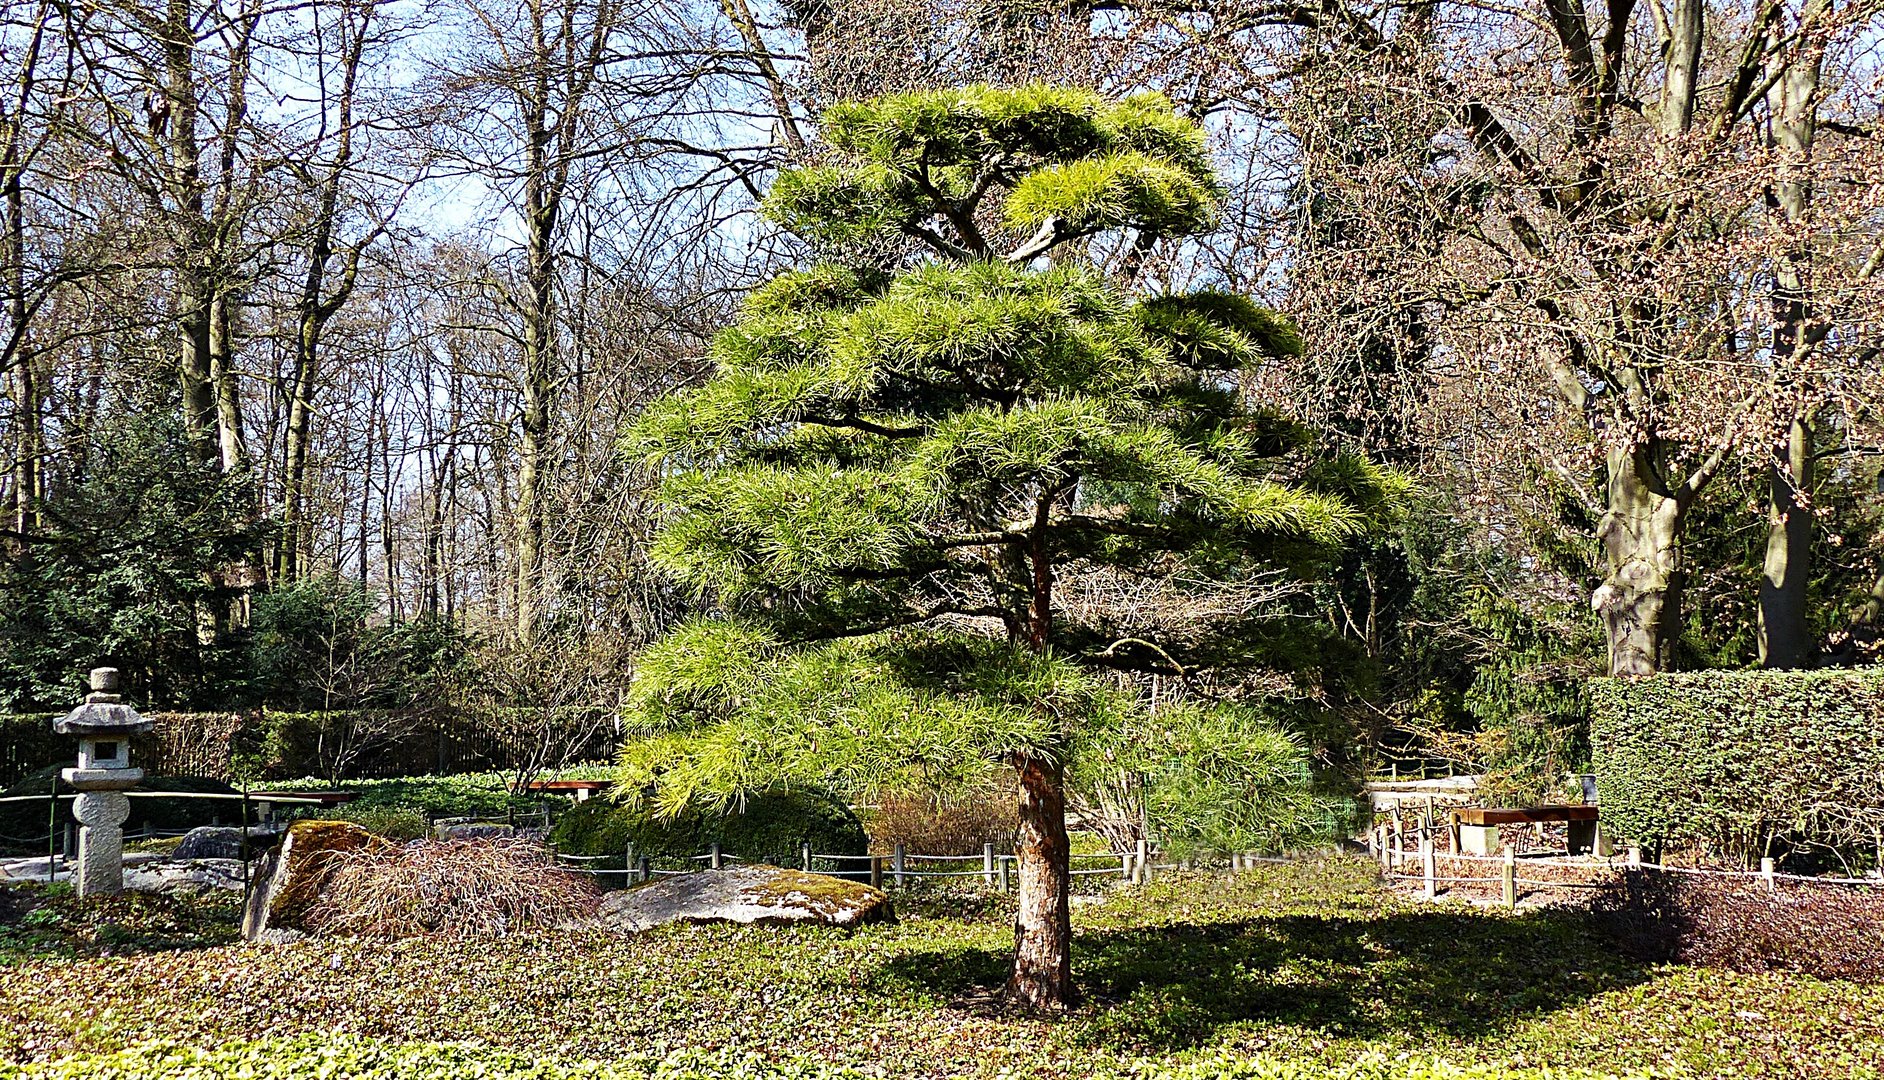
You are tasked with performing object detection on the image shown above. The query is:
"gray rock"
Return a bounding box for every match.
[599,864,893,932]
[124,858,247,893]
[0,854,244,892]
[248,928,307,945]
[0,856,70,884]
[173,824,286,861]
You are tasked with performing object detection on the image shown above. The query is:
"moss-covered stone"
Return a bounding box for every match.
[599,864,892,932]
[242,820,391,938]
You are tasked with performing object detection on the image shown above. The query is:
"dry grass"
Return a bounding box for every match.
[306,838,599,939]
[867,785,1018,856]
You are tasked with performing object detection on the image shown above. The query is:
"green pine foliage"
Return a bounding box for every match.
[616,83,1399,921]
[547,787,867,869]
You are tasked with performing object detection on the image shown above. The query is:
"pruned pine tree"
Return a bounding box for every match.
[617,84,1396,1010]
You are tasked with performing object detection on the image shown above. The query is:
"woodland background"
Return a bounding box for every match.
[1,0,1881,799]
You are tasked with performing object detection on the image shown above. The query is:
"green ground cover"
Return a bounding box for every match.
[0,858,1876,1079]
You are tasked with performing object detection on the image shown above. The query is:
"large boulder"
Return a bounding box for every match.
[599,864,893,932]
[242,820,392,940]
[173,824,286,861]
[125,858,247,893]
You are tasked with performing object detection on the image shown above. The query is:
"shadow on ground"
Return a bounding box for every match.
[0,883,240,960]
[878,904,1650,1051]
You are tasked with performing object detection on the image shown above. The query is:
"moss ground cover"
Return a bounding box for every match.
[0,857,1877,1079]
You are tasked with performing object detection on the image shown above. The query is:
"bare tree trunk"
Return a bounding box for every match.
[279,0,379,582]
[1757,19,1827,669]
[210,289,248,473]
[1006,753,1072,1010]
[1759,415,1814,667]
[1594,444,1687,677]
[0,0,49,539]
[3,115,33,538]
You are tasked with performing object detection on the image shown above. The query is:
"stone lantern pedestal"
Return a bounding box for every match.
[54,668,153,897]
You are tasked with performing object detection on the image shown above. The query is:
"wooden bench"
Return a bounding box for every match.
[523,779,615,802]
[1452,804,1608,856]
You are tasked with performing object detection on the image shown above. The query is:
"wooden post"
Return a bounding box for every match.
[239,784,252,907]
[1421,835,1436,900]
[625,842,637,880]
[1119,851,1131,881]
[997,854,1010,891]
[1761,857,1776,893]
[893,843,906,887]
[983,842,996,886]
[46,778,57,881]
[1376,824,1389,871]
[1135,838,1149,885]
[637,856,650,883]
[1501,847,1517,908]
[1448,812,1461,855]
[801,841,812,873]
[870,855,883,888]
[709,842,722,870]
[1627,846,1642,868]
[1390,810,1403,871]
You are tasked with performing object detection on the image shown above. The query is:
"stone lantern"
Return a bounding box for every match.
[54,667,152,896]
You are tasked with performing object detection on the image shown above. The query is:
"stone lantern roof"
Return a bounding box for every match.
[53,668,153,736]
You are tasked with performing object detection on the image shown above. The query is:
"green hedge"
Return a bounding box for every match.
[1590,667,1884,862]
[549,788,867,869]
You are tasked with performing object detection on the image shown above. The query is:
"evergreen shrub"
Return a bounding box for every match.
[548,788,866,868]
[1589,667,1884,862]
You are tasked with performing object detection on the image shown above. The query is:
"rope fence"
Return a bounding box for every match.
[546,839,1304,892]
[1370,824,1884,907]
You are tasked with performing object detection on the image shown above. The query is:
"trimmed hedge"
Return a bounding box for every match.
[548,788,867,869]
[1590,667,1884,862]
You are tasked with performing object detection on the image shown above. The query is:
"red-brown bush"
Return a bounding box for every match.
[306,837,599,939]
[1590,868,1884,982]
[867,784,1018,855]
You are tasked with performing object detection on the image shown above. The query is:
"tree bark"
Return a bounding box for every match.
[1757,22,1826,669]
[1594,443,1687,676]
[277,0,375,582]
[1758,415,1813,668]
[161,0,220,464]
[1005,753,1073,1010]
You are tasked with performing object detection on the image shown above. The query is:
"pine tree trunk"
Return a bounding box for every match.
[1005,753,1073,1010]
[1759,416,1814,668]
[1594,444,1686,677]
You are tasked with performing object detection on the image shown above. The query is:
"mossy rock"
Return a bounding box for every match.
[598,864,893,931]
[241,820,392,938]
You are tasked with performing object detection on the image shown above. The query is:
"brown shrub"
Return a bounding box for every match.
[306,838,599,939]
[867,785,1018,855]
[1590,868,1884,982]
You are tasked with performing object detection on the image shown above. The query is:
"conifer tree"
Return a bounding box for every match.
[619,84,1397,1008]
